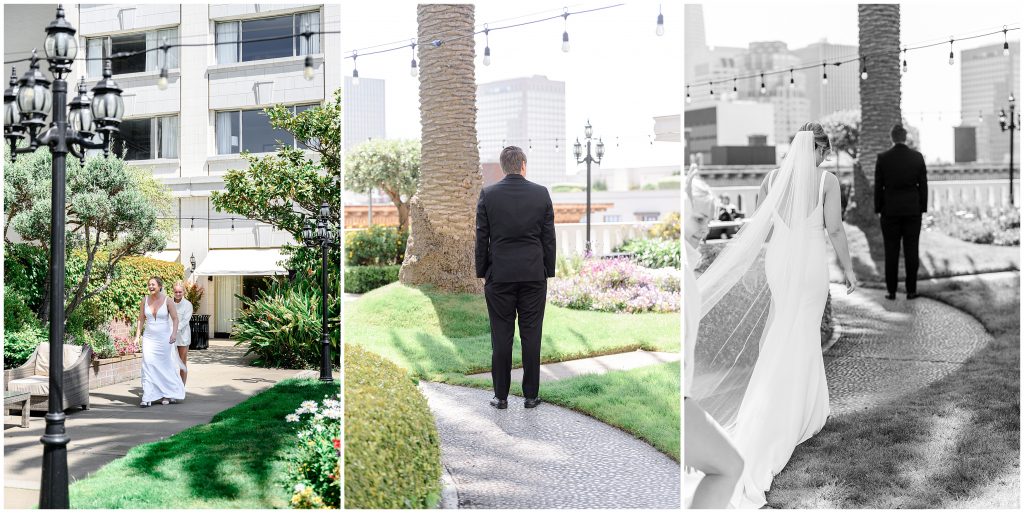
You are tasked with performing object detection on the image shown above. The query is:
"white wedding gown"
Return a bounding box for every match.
[141,298,186,403]
[728,171,831,508]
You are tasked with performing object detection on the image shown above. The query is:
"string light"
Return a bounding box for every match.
[789,68,795,89]
[157,37,169,90]
[1004,26,1011,56]
[760,72,766,95]
[979,110,984,123]
[948,37,955,65]
[301,23,314,81]
[351,51,359,86]
[686,85,691,104]
[732,77,737,93]
[902,47,908,73]
[483,25,491,66]
[860,57,868,80]
[708,81,714,97]
[821,62,828,85]
[656,4,664,37]
[409,41,418,77]
[561,9,571,53]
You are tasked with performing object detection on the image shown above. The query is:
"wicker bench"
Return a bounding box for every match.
[4,343,92,413]
[4,390,31,428]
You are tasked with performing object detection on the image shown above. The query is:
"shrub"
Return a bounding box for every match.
[283,393,341,509]
[648,211,680,240]
[86,330,118,360]
[79,254,185,322]
[4,242,47,311]
[616,238,681,269]
[344,344,441,509]
[344,265,400,294]
[112,335,140,356]
[4,324,47,369]
[345,225,407,266]
[555,253,586,278]
[549,257,680,313]
[4,285,37,332]
[923,206,1020,246]
[232,278,340,369]
[183,281,205,313]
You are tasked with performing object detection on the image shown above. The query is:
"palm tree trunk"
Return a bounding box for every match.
[400,4,483,294]
[850,4,902,238]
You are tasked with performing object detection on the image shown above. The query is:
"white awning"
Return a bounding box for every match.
[653,114,681,142]
[193,249,288,276]
[147,250,180,263]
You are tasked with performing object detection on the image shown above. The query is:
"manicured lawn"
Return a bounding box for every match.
[770,273,1020,508]
[827,222,1019,283]
[345,283,680,379]
[449,362,680,460]
[69,378,339,509]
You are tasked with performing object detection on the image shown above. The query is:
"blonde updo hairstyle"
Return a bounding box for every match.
[798,121,832,154]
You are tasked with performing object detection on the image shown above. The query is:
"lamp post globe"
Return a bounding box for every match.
[43,5,77,78]
[16,53,52,133]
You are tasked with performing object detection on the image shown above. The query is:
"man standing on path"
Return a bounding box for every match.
[875,124,928,300]
[475,146,556,410]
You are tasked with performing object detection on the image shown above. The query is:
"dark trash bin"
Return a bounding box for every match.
[189,315,211,350]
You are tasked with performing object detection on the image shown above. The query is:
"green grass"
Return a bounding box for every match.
[447,362,680,460]
[827,222,1019,283]
[345,282,680,379]
[69,378,340,509]
[770,273,1020,508]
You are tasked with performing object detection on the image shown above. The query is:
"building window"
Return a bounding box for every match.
[86,28,179,77]
[603,214,622,222]
[110,115,179,160]
[216,104,318,155]
[215,11,320,65]
[637,213,660,222]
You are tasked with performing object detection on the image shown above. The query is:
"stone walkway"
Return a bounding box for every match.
[419,382,680,509]
[825,282,991,414]
[466,350,680,383]
[2,339,332,509]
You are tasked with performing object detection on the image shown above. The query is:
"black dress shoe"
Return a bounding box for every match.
[885,293,896,300]
[489,397,508,409]
[907,293,919,300]
[524,397,542,409]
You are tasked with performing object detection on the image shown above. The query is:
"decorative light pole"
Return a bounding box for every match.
[999,93,1018,206]
[303,202,338,382]
[572,120,605,255]
[3,5,123,509]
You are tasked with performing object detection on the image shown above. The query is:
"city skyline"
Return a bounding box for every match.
[695,2,1021,163]
[340,0,683,174]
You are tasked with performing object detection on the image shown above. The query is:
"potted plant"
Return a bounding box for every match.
[184,281,210,350]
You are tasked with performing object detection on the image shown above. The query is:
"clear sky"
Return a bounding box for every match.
[699,1,1021,163]
[340,0,683,171]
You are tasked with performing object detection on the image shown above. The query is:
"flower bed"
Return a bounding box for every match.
[549,257,679,313]
[923,206,1020,246]
[283,393,341,509]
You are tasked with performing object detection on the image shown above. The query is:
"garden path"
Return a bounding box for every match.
[2,338,316,509]
[465,349,679,383]
[419,382,680,509]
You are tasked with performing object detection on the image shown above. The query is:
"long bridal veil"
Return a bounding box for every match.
[690,131,824,430]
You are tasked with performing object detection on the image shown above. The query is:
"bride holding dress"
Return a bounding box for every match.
[135,276,186,407]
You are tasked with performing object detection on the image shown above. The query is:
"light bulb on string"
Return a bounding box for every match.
[656,4,664,36]
[1004,26,1011,56]
[157,37,169,89]
[409,41,418,77]
[483,25,491,66]
[860,57,867,80]
[949,37,954,66]
[760,72,766,95]
[685,85,691,104]
[561,9,570,53]
[978,110,984,124]
[732,77,737,94]
[303,55,314,80]
[789,68,795,89]
[709,81,714,97]
[351,51,359,86]
[902,47,908,73]
[821,62,828,85]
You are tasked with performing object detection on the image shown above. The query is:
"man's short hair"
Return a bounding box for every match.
[891,124,907,143]
[499,146,526,175]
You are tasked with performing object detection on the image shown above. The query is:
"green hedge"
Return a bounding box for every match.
[345,225,407,266]
[615,238,681,269]
[344,344,441,509]
[344,265,400,294]
[3,324,47,369]
[77,255,185,322]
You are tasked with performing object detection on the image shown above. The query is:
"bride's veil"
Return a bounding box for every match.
[690,131,824,430]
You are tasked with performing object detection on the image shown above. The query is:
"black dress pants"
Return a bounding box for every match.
[880,214,922,295]
[484,280,547,400]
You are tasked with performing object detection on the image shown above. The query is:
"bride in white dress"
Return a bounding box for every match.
[691,123,858,508]
[135,276,186,407]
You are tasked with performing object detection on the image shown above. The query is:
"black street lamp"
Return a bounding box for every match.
[999,93,1018,207]
[303,202,338,382]
[572,120,605,255]
[3,5,123,509]
[189,253,197,273]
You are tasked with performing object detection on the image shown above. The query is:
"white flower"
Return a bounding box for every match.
[315,424,324,432]
[294,406,307,415]
[294,483,305,493]
[285,414,300,423]
[300,400,318,412]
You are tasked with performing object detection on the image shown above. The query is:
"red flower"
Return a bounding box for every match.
[332,438,340,449]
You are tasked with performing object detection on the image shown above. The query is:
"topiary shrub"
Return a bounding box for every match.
[344,265,400,294]
[344,344,441,509]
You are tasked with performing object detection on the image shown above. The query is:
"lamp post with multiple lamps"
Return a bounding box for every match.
[999,93,1018,207]
[572,121,605,255]
[302,202,339,382]
[2,5,124,508]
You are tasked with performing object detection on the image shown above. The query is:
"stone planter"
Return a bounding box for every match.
[89,352,142,390]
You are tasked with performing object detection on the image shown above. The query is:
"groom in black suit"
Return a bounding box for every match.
[875,124,928,300]
[475,146,556,410]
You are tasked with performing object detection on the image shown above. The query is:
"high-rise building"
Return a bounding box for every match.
[476,75,566,188]
[792,40,860,121]
[684,4,710,84]
[4,4,341,336]
[960,41,1020,163]
[684,101,775,165]
[344,76,385,151]
[741,42,810,147]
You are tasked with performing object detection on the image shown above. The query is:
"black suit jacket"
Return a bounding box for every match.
[475,174,556,282]
[874,143,928,216]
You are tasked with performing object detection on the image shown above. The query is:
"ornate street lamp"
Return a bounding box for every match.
[3,5,123,509]
[303,202,338,382]
[189,253,197,272]
[999,93,1018,206]
[573,120,605,255]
